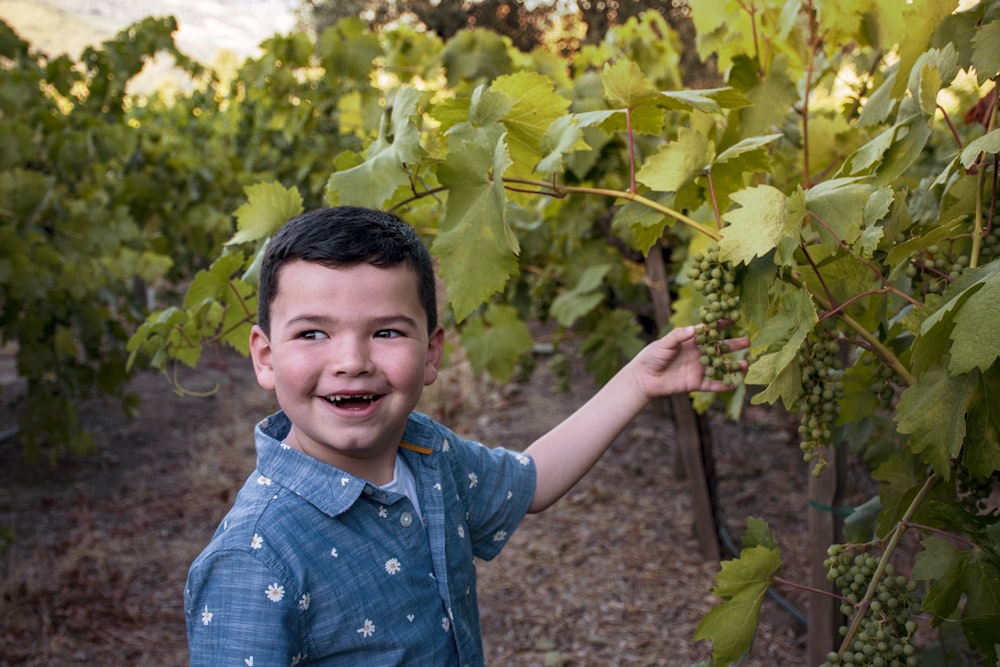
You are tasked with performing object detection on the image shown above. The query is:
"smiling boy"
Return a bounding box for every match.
[184,206,747,666]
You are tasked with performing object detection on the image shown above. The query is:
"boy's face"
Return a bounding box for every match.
[249,260,444,484]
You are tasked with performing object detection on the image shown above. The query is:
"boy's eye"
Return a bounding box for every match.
[375,329,403,339]
[300,330,326,340]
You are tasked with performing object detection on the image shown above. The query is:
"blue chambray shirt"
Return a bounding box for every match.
[185,410,536,667]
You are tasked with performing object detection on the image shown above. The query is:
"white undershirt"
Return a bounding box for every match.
[378,453,422,521]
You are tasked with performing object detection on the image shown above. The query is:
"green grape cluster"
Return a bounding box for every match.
[956,465,995,514]
[979,224,1000,262]
[821,545,921,667]
[686,243,741,383]
[903,244,969,295]
[795,333,844,476]
[869,363,903,409]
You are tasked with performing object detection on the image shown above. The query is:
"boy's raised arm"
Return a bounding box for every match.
[524,326,748,513]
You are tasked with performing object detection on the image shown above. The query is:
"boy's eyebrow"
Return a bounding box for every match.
[286,313,423,330]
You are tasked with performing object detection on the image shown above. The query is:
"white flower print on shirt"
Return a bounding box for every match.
[330,546,339,558]
[298,593,311,610]
[201,605,213,626]
[457,525,465,539]
[468,472,478,488]
[244,657,253,666]
[442,616,451,632]
[384,558,402,575]
[256,475,272,486]
[357,619,376,638]
[265,583,285,602]
[250,534,263,550]
[515,453,530,466]
[492,529,508,542]
[377,506,389,518]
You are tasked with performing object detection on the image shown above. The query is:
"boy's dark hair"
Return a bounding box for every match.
[256,206,438,336]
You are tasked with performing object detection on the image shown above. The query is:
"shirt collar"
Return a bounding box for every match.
[252,410,442,517]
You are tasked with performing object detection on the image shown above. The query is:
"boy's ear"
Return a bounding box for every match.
[249,325,276,391]
[423,325,445,386]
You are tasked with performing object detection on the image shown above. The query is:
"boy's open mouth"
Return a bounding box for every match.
[324,394,381,409]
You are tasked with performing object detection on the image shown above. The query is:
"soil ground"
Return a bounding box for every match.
[1,343,819,666]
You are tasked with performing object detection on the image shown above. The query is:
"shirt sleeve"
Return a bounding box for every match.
[449,437,536,561]
[185,548,306,666]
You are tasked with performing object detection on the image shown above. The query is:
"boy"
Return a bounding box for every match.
[185,206,747,666]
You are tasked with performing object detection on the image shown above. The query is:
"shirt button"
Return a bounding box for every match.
[363,486,374,495]
[400,511,413,527]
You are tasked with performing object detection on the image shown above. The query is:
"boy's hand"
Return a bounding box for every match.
[631,325,750,399]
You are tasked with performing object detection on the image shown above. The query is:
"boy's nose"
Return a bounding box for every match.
[331,337,374,376]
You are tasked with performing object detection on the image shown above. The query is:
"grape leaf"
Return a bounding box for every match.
[745,286,817,409]
[458,304,534,383]
[228,182,304,246]
[895,365,976,476]
[550,264,613,327]
[326,86,426,208]
[890,0,960,99]
[960,128,1000,169]
[914,535,1000,662]
[740,59,799,137]
[949,267,1000,374]
[910,261,1000,375]
[601,59,659,109]
[432,135,516,321]
[658,87,750,114]
[857,69,899,128]
[803,177,874,249]
[441,28,512,87]
[964,365,1000,479]
[636,127,714,194]
[492,71,571,177]
[317,17,382,81]
[694,545,782,667]
[913,536,970,618]
[714,133,783,164]
[536,115,588,174]
[742,517,777,550]
[970,16,1000,85]
[183,251,247,309]
[718,185,792,265]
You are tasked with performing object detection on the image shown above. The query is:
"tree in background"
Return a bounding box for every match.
[298,0,704,73]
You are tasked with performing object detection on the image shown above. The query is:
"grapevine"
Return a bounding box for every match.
[686,242,742,383]
[821,545,921,667]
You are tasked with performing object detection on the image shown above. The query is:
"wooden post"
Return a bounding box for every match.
[807,442,846,664]
[646,244,720,561]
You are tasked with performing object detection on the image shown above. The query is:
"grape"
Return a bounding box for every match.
[686,242,742,384]
[794,331,844,476]
[819,545,922,667]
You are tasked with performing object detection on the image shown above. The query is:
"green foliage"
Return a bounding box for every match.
[5,0,1000,663]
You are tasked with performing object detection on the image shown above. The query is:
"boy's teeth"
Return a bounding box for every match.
[327,395,375,404]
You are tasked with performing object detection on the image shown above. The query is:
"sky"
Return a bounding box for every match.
[0,0,300,63]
